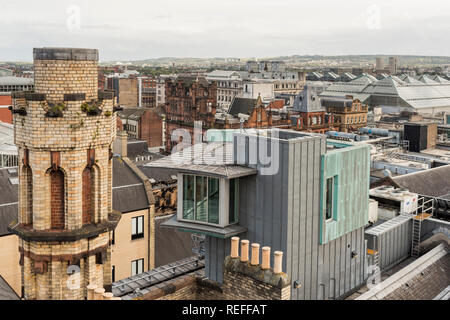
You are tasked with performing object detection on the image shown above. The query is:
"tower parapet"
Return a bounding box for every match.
[8,47,120,300]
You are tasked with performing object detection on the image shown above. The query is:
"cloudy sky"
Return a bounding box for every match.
[1,0,450,61]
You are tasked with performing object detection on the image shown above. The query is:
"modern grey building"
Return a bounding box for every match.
[146,128,371,299]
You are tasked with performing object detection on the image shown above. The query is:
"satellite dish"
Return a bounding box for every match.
[237,113,250,120]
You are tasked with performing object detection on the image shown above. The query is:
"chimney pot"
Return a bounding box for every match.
[94,288,105,300]
[87,283,97,300]
[240,240,250,262]
[261,246,271,269]
[274,251,283,274]
[251,243,260,266]
[231,237,239,258]
[103,292,114,300]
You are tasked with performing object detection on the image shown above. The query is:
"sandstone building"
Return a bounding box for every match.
[164,75,217,152]
[8,48,121,300]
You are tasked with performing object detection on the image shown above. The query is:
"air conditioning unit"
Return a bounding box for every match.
[368,199,378,223]
[369,187,418,219]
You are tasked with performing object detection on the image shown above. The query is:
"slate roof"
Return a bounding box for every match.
[137,166,178,185]
[357,243,450,300]
[0,275,19,300]
[127,139,149,158]
[0,167,18,237]
[384,252,450,300]
[112,157,149,213]
[228,97,257,116]
[117,108,147,121]
[392,164,450,198]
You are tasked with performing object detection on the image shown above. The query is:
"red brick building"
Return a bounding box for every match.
[118,107,163,148]
[216,96,291,129]
[0,94,12,123]
[290,112,337,134]
[164,75,217,152]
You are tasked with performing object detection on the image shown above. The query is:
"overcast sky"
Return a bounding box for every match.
[1,0,450,61]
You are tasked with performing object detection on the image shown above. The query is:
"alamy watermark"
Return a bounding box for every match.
[169,121,280,176]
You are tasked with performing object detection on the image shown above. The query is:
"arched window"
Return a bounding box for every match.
[82,167,94,225]
[50,169,65,230]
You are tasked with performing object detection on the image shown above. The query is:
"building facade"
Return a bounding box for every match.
[322,97,368,132]
[164,76,217,152]
[118,107,163,148]
[8,48,120,300]
[148,128,371,300]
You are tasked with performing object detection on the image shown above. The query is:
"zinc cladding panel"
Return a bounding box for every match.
[320,144,370,244]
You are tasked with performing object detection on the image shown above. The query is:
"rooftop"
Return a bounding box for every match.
[0,76,34,86]
[321,74,450,110]
[356,243,450,300]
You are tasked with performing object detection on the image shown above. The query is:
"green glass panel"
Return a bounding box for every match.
[183,175,195,220]
[208,177,219,224]
[195,176,207,222]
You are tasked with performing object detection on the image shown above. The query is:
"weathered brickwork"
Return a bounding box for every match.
[137,256,291,300]
[9,48,120,300]
[50,169,65,229]
[82,167,93,225]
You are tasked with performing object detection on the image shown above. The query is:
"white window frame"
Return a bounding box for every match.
[177,174,239,228]
[131,258,144,276]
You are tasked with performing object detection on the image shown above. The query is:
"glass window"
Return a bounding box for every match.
[195,176,207,222]
[229,179,238,224]
[183,175,195,220]
[208,178,219,224]
[131,216,144,240]
[325,177,335,220]
[131,259,144,276]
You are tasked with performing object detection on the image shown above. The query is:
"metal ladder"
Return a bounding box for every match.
[411,218,422,258]
[410,198,434,258]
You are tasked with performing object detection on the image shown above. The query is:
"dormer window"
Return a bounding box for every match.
[180,174,239,227]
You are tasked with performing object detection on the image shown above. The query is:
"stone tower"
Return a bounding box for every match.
[8,48,121,300]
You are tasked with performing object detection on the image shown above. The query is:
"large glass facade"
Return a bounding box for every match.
[182,175,222,225]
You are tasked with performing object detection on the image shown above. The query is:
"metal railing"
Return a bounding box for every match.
[113,256,203,295]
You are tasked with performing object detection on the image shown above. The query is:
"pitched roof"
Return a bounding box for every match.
[117,107,147,121]
[228,97,257,116]
[0,167,18,236]
[0,275,19,300]
[392,164,450,198]
[0,76,33,86]
[112,157,149,213]
[357,243,450,300]
[266,99,284,109]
